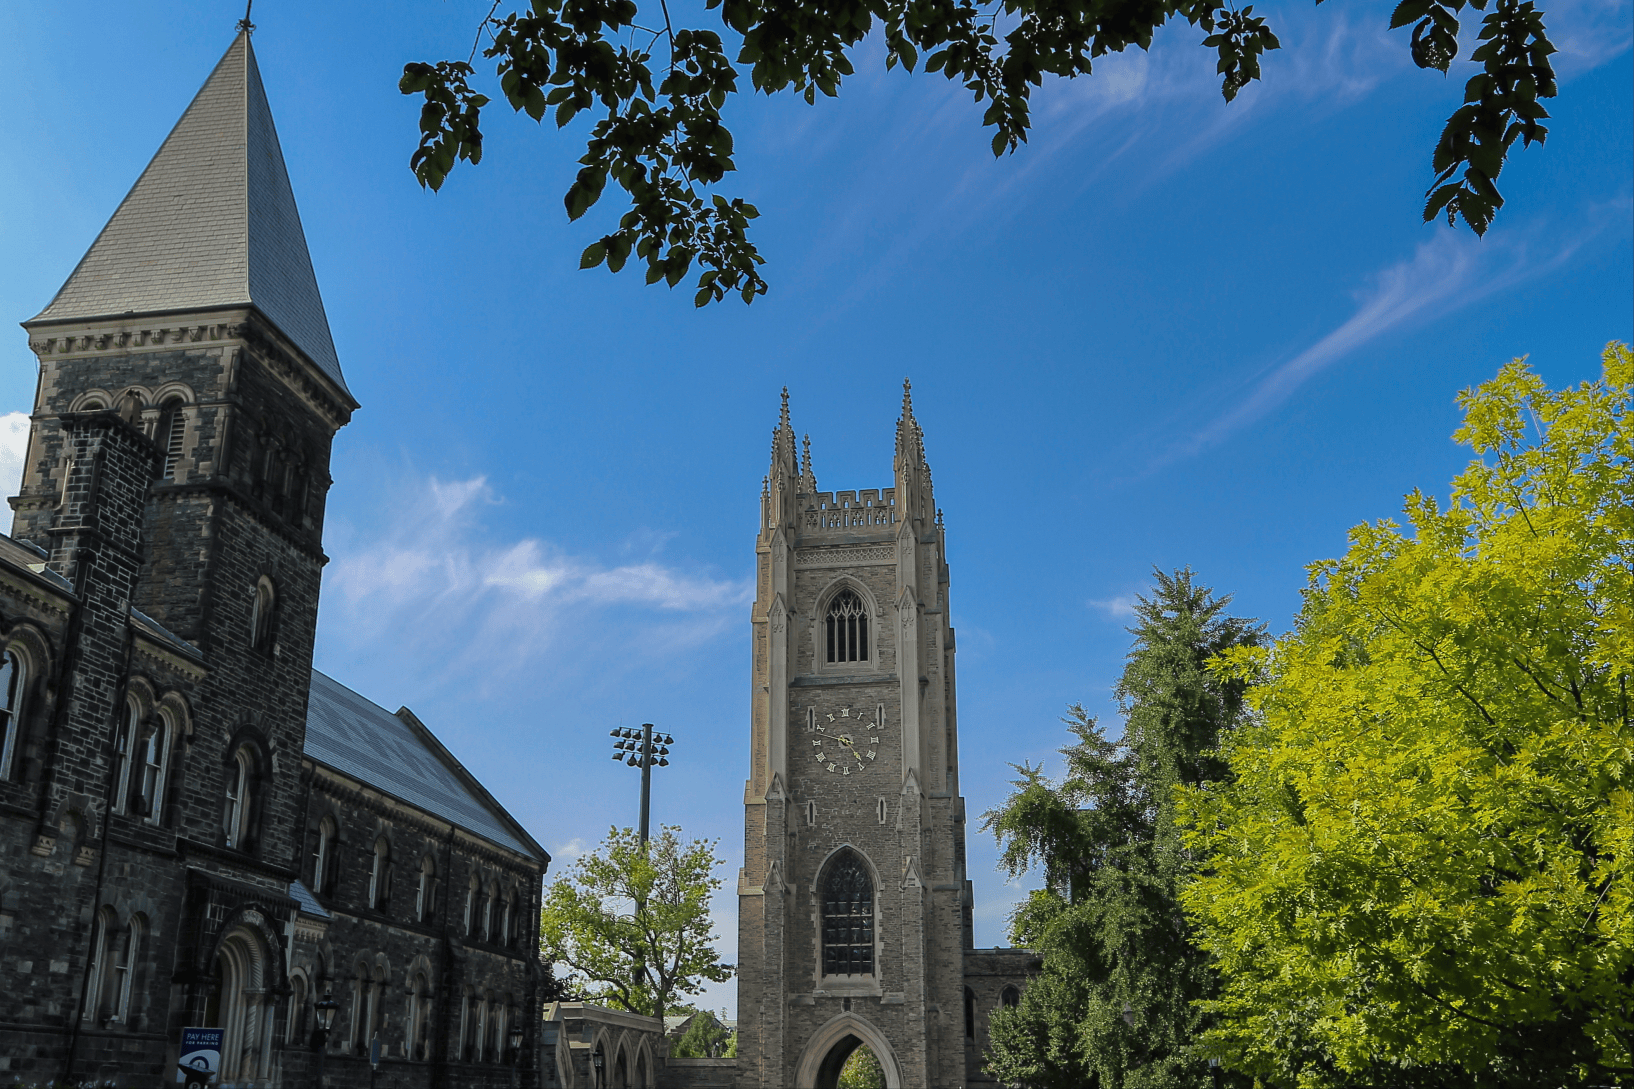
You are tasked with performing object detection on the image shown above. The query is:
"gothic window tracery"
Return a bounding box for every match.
[820,851,874,976]
[825,590,869,664]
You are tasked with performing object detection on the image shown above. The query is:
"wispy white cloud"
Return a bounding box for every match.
[322,472,751,689]
[1087,595,1139,619]
[1151,214,1611,467]
[0,411,29,501]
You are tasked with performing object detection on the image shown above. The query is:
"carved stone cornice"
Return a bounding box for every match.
[24,307,356,428]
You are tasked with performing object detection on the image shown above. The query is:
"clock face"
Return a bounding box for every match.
[809,705,882,776]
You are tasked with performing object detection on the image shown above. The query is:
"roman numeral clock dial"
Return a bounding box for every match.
[809,705,882,776]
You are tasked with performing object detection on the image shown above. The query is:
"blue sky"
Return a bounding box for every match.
[1,0,1628,1016]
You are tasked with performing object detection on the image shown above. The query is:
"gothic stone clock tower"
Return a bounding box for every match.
[737,384,981,1087]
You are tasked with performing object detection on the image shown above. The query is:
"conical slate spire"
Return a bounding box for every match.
[30,32,348,395]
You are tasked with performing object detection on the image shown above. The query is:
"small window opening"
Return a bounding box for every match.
[964,987,976,1039]
[0,649,26,781]
[1001,985,1020,1008]
[877,798,888,825]
[825,590,868,664]
[250,578,276,650]
[160,401,185,480]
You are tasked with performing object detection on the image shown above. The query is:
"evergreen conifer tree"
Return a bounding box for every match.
[982,568,1261,1088]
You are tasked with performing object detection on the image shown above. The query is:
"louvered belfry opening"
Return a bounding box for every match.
[825,589,869,663]
[821,851,874,976]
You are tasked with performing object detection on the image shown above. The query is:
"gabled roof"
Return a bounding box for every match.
[304,670,546,863]
[29,32,349,397]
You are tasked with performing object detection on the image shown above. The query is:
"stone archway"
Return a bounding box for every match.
[794,1013,901,1089]
[211,924,272,1085]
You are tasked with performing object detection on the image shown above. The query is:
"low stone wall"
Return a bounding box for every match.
[659,1057,739,1088]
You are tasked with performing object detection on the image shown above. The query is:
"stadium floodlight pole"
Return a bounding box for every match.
[608,724,672,848]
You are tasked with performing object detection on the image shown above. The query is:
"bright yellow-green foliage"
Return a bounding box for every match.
[1179,345,1633,1087]
[539,825,733,1018]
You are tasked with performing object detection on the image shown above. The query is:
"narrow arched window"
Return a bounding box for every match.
[224,746,252,849]
[964,986,976,1038]
[138,710,171,825]
[369,838,391,912]
[417,856,437,922]
[249,577,276,650]
[0,648,26,781]
[112,698,139,815]
[1001,985,1020,1008]
[483,880,498,941]
[464,874,479,936]
[312,817,337,894]
[114,915,144,1023]
[825,590,869,663]
[159,400,186,480]
[287,973,308,1046]
[820,851,874,976]
[83,907,115,1021]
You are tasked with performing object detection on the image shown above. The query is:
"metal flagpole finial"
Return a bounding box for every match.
[237,0,255,34]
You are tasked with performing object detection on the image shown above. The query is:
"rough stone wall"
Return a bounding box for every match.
[0,317,350,1086]
[289,769,544,1089]
[739,396,980,1088]
[962,947,1039,1087]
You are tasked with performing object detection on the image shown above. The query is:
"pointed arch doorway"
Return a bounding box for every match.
[795,1014,901,1088]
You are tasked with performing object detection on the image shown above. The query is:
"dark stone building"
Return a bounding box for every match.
[0,30,548,1089]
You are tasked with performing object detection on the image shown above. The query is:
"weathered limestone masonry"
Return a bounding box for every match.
[0,29,549,1089]
[290,681,548,1089]
[736,388,1034,1089]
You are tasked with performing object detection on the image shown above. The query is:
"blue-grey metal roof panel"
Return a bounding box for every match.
[304,671,533,857]
[289,880,330,919]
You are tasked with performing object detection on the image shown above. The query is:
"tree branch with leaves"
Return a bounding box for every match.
[401,0,1558,305]
[538,825,733,1019]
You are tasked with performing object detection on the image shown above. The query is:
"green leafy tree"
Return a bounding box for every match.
[1179,344,1634,1088]
[982,569,1262,1088]
[671,1010,734,1057]
[401,0,1558,305]
[539,825,734,1018]
[837,1043,887,1088]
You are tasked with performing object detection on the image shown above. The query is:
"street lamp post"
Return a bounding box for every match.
[607,724,672,847]
[312,988,340,1089]
[509,1023,525,1089]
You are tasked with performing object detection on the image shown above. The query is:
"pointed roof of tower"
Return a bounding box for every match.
[28,32,349,397]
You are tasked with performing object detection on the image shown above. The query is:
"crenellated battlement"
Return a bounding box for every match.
[798,488,897,532]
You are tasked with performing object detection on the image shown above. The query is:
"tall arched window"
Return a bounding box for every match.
[83,907,115,1021]
[287,972,308,1046]
[417,856,437,923]
[138,710,171,824]
[464,874,479,936]
[1001,985,1020,1008]
[159,400,186,481]
[0,648,25,781]
[224,746,253,849]
[964,986,976,1039]
[408,973,431,1060]
[369,837,391,912]
[112,698,139,815]
[113,914,143,1024]
[249,578,276,650]
[820,851,874,976]
[825,590,869,663]
[312,817,337,894]
[483,880,498,941]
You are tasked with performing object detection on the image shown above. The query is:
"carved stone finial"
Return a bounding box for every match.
[780,386,792,431]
